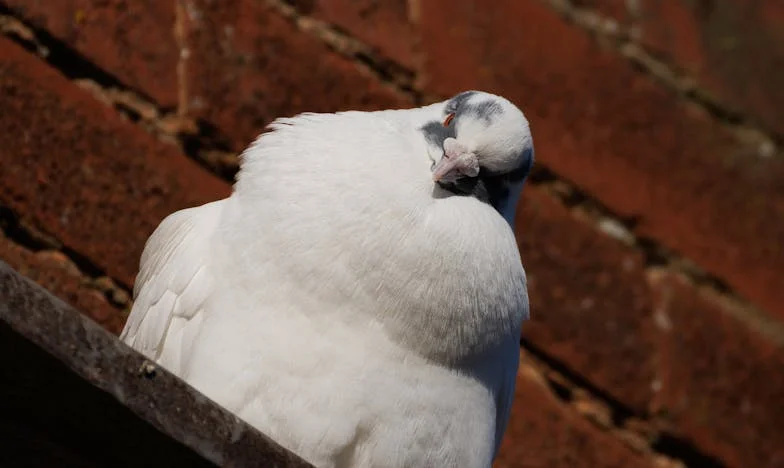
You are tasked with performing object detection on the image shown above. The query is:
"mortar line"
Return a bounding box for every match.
[174,0,189,117]
[539,0,780,157]
[264,0,424,104]
[527,168,784,347]
[268,0,780,157]
[0,205,131,311]
[519,344,724,467]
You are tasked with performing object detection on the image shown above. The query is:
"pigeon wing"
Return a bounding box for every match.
[120,200,224,374]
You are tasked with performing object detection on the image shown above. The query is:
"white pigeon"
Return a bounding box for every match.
[121,90,534,468]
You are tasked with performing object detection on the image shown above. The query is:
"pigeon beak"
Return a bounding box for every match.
[432,154,473,183]
[432,138,479,183]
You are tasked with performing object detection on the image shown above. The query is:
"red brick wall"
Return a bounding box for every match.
[1,1,782,467]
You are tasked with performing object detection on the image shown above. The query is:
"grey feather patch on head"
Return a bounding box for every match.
[420,94,506,155]
[421,121,456,163]
[443,91,505,126]
[444,91,479,115]
[464,100,505,125]
[420,91,534,219]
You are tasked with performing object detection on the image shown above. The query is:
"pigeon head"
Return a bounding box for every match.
[421,91,535,227]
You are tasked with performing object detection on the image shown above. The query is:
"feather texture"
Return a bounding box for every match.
[122,93,532,468]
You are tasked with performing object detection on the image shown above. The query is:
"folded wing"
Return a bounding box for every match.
[120,200,224,374]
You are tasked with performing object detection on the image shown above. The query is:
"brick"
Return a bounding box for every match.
[635,1,784,137]
[581,0,784,138]
[519,188,656,413]
[0,233,124,334]
[420,0,784,320]
[184,0,411,151]
[0,37,230,288]
[288,0,417,69]
[649,272,784,468]
[3,0,179,108]
[572,0,630,23]
[517,186,784,466]
[634,1,706,74]
[496,364,651,467]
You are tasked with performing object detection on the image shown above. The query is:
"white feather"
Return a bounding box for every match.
[121,201,222,371]
[121,95,531,467]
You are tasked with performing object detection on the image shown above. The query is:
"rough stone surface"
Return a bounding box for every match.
[0,37,230,287]
[288,0,417,69]
[649,272,784,468]
[2,322,216,467]
[518,188,656,413]
[496,364,652,468]
[2,0,179,107]
[0,261,313,467]
[420,0,784,320]
[184,0,412,151]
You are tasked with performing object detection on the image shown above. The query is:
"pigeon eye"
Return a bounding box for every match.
[443,113,455,127]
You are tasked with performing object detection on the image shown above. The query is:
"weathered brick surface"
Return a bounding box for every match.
[573,0,784,138]
[649,272,784,468]
[496,365,651,468]
[287,0,417,69]
[574,0,630,23]
[0,234,123,333]
[635,1,784,138]
[518,185,784,464]
[420,0,784,320]
[184,0,411,151]
[519,188,656,413]
[2,0,179,108]
[0,37,230,288]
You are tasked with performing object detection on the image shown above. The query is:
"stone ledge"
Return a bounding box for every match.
[0,261,312,468]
